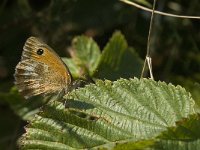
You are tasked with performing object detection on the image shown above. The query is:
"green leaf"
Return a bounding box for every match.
[172,76,200,112]
[19,78,196,149]
[1,87,46,121]
[70,35,101,77]
[153,139,200,150]
[62,58,81,79]
[158,114,200,140]
[112,139,155,150]
[63,32,143,81]
[190,83,200,111]
[150,114,200,150]
[96,31,143,80]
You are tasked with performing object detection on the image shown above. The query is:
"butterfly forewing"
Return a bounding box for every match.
[14,37,72,99]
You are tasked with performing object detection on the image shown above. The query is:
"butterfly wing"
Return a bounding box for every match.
[14,37,72,99]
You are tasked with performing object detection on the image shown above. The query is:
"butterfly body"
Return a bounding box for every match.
[14,37,72,99]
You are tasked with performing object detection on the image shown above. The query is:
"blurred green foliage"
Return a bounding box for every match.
[0,0,199,149]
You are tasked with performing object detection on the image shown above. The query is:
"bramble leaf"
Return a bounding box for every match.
[19,78,196,149]
[96,31,143,80]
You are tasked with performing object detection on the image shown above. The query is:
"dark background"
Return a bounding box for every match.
[0,0,199,149]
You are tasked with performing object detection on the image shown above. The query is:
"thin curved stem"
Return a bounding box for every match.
[120,0,200,19]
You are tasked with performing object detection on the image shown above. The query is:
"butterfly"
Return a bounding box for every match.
[14,37,73,99]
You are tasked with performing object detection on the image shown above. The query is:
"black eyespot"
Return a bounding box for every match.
[37,49,44,55]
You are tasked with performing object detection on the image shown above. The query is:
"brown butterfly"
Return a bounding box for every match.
[14,37,72,99]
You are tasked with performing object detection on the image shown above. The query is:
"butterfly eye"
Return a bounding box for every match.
[37,49,44,55]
